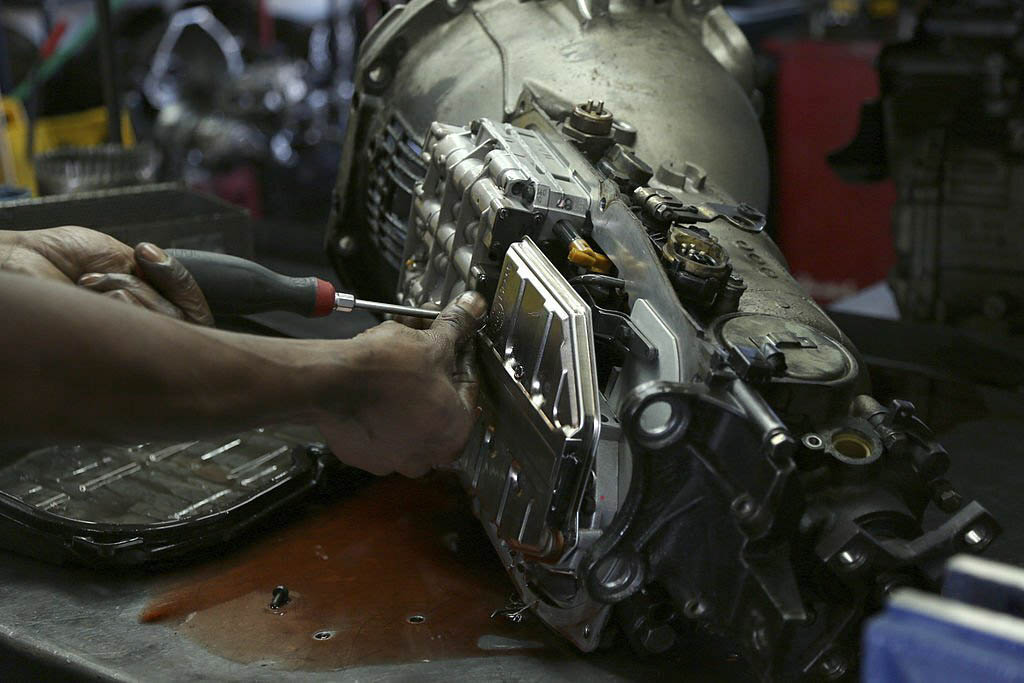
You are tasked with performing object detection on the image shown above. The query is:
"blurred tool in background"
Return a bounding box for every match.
[0,0,358,258]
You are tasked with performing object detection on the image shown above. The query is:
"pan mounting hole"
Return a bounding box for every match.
[407,614,426,624]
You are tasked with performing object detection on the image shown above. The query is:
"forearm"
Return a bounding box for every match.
[0,272,346,443]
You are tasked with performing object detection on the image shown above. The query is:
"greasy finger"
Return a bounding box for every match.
[79,272,185,319]
[453,337,480,415]
[134,243,215,326]
[428,291,487,350]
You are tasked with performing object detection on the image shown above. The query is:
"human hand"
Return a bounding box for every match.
[0,226,213,325]
[316,291,488,477]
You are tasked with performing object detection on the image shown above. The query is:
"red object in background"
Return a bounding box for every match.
[196,165,264,219]
[763,40,897,303]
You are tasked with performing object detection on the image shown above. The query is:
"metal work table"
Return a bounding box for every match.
[0,474,745,682]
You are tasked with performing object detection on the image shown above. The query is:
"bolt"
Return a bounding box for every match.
[737,202,762,219]
[336,235,356,257]
[820,651,848,679]
[638,622,676,653]
[964,525,990,549]
[683,598,707,619]
[731,494,756,521]
[929,479,963,513]
[498,208,509,220]
[802,433,825,450]
[837,548,866,570]
[270,585,290,609]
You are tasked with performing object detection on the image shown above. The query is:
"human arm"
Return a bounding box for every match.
[0,271,486,477]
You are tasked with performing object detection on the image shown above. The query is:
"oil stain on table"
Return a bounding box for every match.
[140,473,566,671]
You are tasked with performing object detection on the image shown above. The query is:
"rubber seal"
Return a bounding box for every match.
[312,279,336,317]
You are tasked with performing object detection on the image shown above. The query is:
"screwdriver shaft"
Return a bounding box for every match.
[333,292,439,319]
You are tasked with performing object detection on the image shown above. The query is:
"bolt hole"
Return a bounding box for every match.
[683,599,706,619]
[312,630,335,640]
[832,431,873,460]
[407,614,426,624]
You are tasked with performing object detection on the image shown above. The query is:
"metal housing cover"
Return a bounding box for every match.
[463,237,599,563]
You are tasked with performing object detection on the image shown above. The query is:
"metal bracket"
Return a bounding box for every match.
[591,306,658,362]
[674,202,766,233]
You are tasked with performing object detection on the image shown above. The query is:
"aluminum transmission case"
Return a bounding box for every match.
[326,0,768,300]
[326,0,999,678]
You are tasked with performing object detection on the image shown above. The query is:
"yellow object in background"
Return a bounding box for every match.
[0,98,135,194]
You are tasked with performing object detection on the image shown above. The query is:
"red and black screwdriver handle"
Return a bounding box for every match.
[166,249,337,318]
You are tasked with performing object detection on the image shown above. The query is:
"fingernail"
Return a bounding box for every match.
[456,291,488,319]
[78,273,104,286]
[136,242,169,264]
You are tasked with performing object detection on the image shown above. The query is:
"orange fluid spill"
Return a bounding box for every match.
[141,473,563,670]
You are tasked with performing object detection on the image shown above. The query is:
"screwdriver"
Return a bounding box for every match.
[165,249,440,320]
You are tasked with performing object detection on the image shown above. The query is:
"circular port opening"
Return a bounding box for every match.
[639,400,674,437]
[832,432,873,460]
[635,396,691,448]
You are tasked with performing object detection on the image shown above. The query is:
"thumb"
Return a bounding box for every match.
[134,242,215,326]
[428,291,488,349]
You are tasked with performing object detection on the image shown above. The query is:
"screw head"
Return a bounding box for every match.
[837,548,866,571]
[336,235,356,256]
[820,651,848,679]
[964,525,991,549]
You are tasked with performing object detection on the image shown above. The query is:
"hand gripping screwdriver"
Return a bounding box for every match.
[165,249,440,320]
